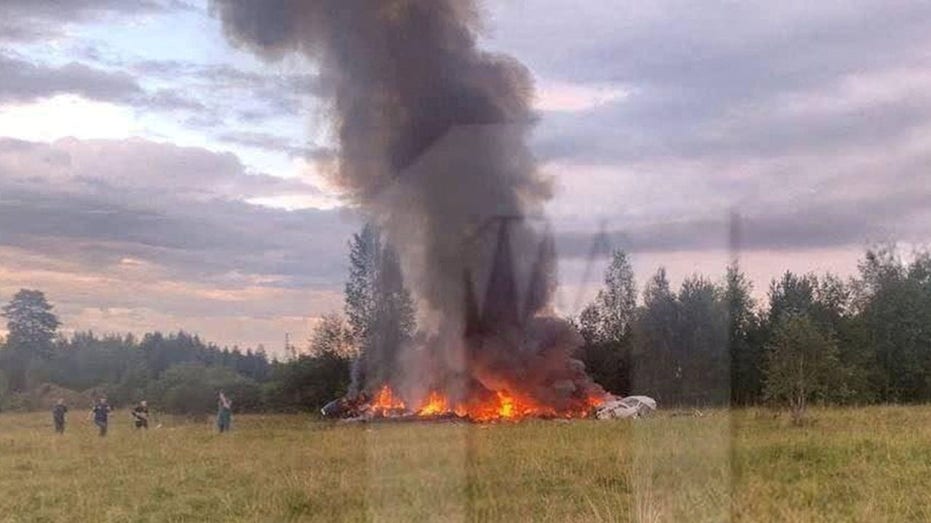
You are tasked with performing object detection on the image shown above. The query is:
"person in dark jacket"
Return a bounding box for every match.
[90,397,112,437]
[131,400,150,430]
[52,399,68,434]
[217,392,232,433]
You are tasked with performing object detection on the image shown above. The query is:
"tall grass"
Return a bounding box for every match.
[1,406,929,522]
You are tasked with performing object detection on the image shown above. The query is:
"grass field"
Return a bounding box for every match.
[1,406,930,522]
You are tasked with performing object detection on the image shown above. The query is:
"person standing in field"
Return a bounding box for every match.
[52,399,68,434]
[90,397,112,437]
[131,400,150,430]
[217,391,232,433]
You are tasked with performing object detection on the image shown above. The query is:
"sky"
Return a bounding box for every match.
[1,0,929,354]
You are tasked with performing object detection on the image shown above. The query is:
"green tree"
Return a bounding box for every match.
[726,263,762,405]
[576,303,601,347]
[345,223,381,350]
[763,314,840,425]
[344,223,416,392]
[768,272,817,323]
[675,275,729,405]
[309,314,356,358]
[2,289,60,356]
[147,363,261,416]
[264,347,352,412]
[593,250,637,344]
[1,290,60,391]
[632,267,677,399]
[577,250,637,394]
[365,243,416,389]
[813,274,873,403]
[0,369,9,411]
[852,246,931,402]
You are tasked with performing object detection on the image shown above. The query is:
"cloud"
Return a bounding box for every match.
[0,137,355,287]
[0,0,181,43]
[548,136,931,258]
[0,54,141,104]
[1,0,929,347]
[129,59,324,123]
[0,244,342,352]
[0,136,359,350]
[555,203,906,259]
[142,89,207,112]
[218,130,333,160]
[483,1,931,166]
[478,1,931,260]
[0,53,209,117]
[533,68,931,166]
[534,81,630,113]
[0,137,321,198]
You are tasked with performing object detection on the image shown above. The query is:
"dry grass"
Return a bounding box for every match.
[1,406,929,522]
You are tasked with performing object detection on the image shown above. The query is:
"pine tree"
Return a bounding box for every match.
[633,267,677,399]
[1,289,60,391]
[726,263,760,405]
[2,289,60,356]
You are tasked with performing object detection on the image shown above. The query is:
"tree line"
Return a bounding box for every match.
[577,245,931,422]
[1,229,928,420]
[0,224,410,416]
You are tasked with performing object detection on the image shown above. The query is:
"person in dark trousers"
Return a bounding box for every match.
[217,392,232,433]
[131,400,150,430]
[90,397,112,437]
[52,399,68,434]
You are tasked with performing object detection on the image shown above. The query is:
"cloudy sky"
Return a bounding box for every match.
[1,1,929,353]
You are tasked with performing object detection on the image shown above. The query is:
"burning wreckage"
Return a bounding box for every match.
[321,389,656,422]
[319,221,657,423]
[212,0,657,423]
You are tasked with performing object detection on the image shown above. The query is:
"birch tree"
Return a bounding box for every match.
[763,313,839,424]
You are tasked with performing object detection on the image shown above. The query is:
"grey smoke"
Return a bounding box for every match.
[212,0,603,410]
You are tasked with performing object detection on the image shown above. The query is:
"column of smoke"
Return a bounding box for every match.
[212,0,603,411]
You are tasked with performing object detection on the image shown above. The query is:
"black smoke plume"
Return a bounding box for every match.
[212,0,603,410]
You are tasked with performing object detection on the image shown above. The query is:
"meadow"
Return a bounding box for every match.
[1,406,930,522]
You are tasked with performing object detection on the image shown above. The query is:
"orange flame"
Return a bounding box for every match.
[370,385,407,415]
[396,386,601,421]
[416,391,449,416]
[366,385,605,421]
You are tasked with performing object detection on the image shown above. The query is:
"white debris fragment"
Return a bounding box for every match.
[595,395,657,420]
